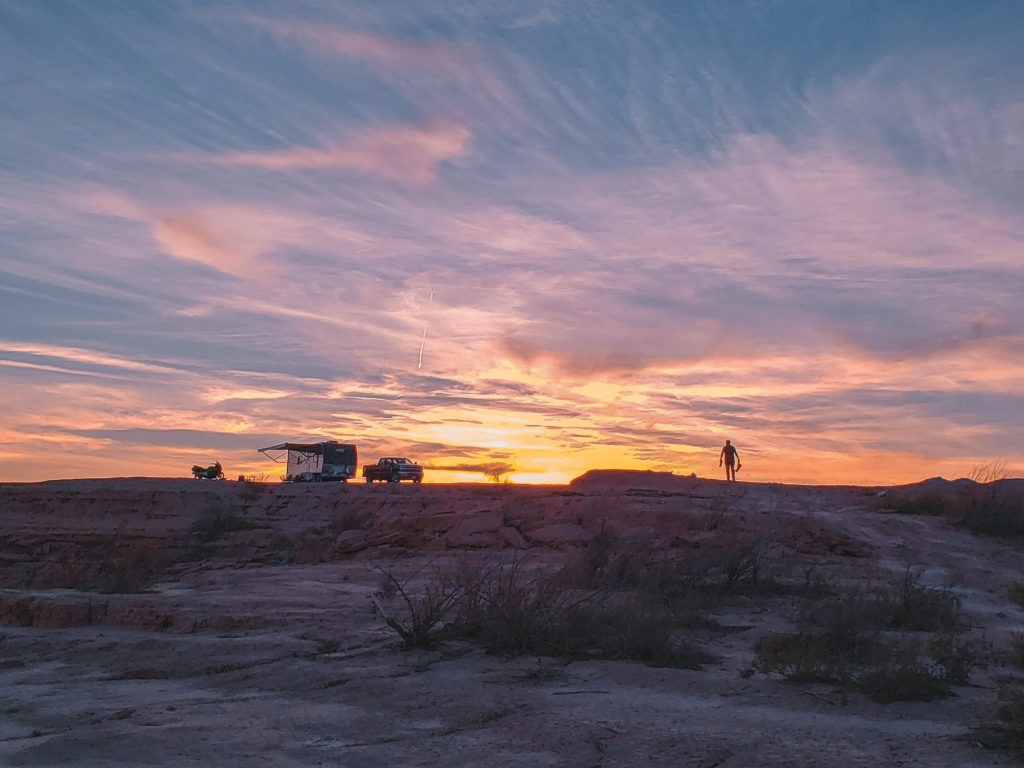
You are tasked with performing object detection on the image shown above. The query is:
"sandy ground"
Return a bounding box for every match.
[1,473,1023,766]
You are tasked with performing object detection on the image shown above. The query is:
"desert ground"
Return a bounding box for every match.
[2,471,1024,767]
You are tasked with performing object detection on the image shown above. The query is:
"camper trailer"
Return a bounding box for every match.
[257,440,357,482]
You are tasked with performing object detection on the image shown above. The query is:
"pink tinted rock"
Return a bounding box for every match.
[334,530,371,554]
[498,526,529,549]
[524,523,591,548]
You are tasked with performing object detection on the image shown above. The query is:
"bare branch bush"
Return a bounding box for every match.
[969,459,1010,484]
[371,561,467,649]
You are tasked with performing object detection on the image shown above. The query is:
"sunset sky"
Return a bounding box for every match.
[1,1,1022,485]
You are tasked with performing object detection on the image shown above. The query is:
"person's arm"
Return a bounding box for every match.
[719,446,724,465]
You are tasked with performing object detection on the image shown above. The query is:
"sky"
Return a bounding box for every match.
[1,0,1022,485]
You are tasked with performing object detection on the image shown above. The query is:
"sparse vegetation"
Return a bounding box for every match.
[880,458,1023,538]
[752,567,976,702]
[957,483,1024,537]
[370,551,716,668]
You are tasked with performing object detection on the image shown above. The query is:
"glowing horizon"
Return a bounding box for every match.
[1,2,1022,486]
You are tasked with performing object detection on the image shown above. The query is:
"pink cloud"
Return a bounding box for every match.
[81,193,378,277]
[208,122,472,185]
[243,18,466,72]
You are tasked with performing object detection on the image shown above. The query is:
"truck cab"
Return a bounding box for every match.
[362,457,424,484]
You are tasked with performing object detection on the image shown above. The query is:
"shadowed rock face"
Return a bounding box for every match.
[2,476,1024,766]
[0,476,873,600]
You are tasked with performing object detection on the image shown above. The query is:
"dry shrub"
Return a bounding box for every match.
[885,480,1024,538]
[372,562,466,649]
[97,538,168,594]
[885,567,961,631]
[454,558,713,668]
[858,661,954,703]
[754,573,977,702]
[957,483,1024,537]
[372,553,715,669]
[190,503,260,543]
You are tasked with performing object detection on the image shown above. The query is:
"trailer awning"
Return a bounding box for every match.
[257,442,328,454]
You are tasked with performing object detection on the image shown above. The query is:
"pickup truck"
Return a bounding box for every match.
[363,457,424,484]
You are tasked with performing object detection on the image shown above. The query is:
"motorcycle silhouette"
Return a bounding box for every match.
[191,461,224,480]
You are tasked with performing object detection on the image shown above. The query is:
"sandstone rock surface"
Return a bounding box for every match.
[1,475,1023,766]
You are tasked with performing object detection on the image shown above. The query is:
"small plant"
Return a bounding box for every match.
[885,567,961,632]
[929,632,983,683]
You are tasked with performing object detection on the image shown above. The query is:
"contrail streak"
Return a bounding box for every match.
[417,290,433,369]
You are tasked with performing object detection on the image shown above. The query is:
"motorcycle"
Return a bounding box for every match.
[191,461,224,480]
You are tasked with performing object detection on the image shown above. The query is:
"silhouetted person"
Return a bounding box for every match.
[719,440,740,482]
